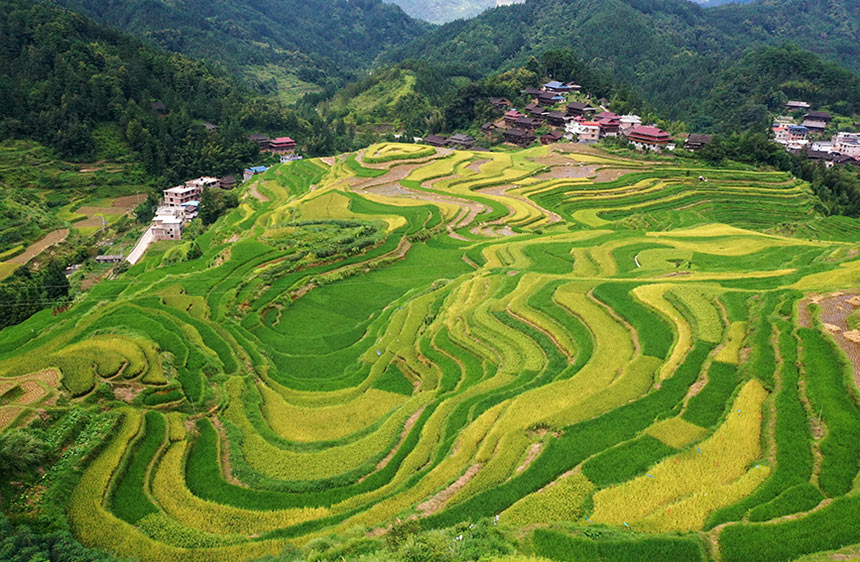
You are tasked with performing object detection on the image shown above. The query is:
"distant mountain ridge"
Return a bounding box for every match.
[50,0,429,95]
[383,0,756,23]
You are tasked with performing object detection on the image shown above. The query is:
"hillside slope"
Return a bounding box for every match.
[381,0,859,125]
[3,142,860,561]
[51,0,430,96]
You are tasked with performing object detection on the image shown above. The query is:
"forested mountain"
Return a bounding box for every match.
[710,0,860,75]
[381,0,859,128]
[385,0,753,24]
[0,0,341,184]
[50,0,429,97]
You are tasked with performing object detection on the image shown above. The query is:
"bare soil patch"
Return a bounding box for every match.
[247,182,270,203]
[10,229,69,265]
[815,292,860,390]
[465,158,490,173]
[113,383,144,403]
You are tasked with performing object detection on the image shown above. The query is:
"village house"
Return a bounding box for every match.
[627,125,672,151]
[540,130,564,145]
[514,117,543,131]
[481,121,498,134]
[536,92,563,106]
[448,133,476,149]
[685,134,714,151]
[219,176,237,190]
[522,87,544,99]
[280,154,303,164]
[164,184,201,208]
[546,111,568,127]
[527,105,548,119]
[773,124,809,148]
[598,117,621,138]
[504,109,526,124]
[619,115,642,135]
[566,102,596,118]
[801,111,832,132]
[490,97,513,111]
[811,139,836,153]
[785,100,811,111]
[565,120,600,144]
[543,80,575,93]
[151,207,185,241]
[243,166,268,181]
[834,132,860,157]
[424,134,449,147]
[503,128,535,147]
[247,134,271,149]
[203,122,218,132]
[269,137,297,154]
[95,254,124,264]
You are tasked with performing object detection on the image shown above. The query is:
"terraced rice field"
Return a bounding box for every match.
[2,142,860,561]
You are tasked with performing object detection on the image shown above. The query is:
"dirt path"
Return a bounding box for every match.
[416,464,482,515]
[359,406,426,483]
[516,442,544,473]
[212,417,248,488]
[10,229,69,265]
[246,181,270,203]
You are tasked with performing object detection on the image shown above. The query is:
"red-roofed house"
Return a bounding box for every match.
[269,137,297,154]
[627,126,672,151]
[504,109,526,124]
[598,118,621,138]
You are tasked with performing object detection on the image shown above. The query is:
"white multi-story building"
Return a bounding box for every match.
[151,207,186,241]
[565,120,601,144]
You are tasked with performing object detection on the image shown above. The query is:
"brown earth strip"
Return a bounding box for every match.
[416,464,482,516]
[359,406,426,483]
[814,292,860,391]
[212,417,248,488]
[516,442,544,473]
[10,229,69,265]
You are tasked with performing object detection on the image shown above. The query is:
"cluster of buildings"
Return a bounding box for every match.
[423,133,481,150]
[774,103,860,167]
[150,176,233,241]
[474,83,678,152]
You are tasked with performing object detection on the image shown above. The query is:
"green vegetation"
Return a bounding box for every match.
[1,142,860,561]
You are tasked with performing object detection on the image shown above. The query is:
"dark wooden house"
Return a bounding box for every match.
[448,133,476,149]
[547,111,567,127]
[504,128,535,147]
[540,130,564,145]
[684,134,713,151]
[425,134,449,147]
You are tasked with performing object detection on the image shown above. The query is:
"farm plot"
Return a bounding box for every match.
[2,143,860,561]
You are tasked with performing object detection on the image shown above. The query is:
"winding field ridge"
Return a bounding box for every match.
[3,142,860,561]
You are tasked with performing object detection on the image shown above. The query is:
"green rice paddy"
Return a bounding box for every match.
[3,142,860,561]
